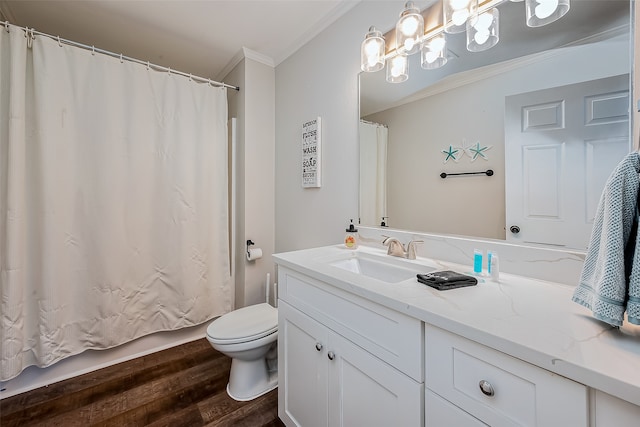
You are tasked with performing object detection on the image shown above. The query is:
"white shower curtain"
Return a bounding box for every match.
[359,121,388,226]
[0,25,232,381]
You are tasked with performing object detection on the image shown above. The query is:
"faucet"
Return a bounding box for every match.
[382,237,424,260]
[406,240,424,260]
[382,237,406,257]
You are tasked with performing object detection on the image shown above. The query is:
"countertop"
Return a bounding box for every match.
[273,244,640,406]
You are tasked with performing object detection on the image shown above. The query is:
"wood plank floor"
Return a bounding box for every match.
[0,338,284,427]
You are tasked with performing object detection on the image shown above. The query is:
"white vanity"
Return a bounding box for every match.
[274,244,640,427]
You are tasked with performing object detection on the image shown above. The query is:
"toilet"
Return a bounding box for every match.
[206,302,278,401]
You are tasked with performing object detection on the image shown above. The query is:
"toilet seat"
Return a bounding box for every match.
[207,303,278,345]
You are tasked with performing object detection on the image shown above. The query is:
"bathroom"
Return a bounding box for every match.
[1,0,639,425]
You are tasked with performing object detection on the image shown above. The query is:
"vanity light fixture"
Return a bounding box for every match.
[361,0,570,83]
[525,0,570,27]
[386,54,409,83]
[421,34,448,69]
[444,0,478,34]
[360,26,386,72]
[396,1,424,54]
[467,7,499,52]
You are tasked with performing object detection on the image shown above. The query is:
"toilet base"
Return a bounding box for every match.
[226,360,278,401]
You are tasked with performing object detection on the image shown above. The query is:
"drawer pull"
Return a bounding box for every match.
[479,380,495,397]
[327,351,336,361]
[315,343,323,352]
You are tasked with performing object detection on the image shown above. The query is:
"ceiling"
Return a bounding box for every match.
[0,0,360,81]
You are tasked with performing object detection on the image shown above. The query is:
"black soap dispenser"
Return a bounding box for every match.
[345,219,358,250]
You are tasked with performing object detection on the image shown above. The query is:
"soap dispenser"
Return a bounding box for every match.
[345,219,358,249]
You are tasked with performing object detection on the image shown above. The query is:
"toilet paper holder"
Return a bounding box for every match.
[246,239,263,261]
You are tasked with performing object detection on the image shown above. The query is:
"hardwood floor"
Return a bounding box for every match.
[0,339,284,427]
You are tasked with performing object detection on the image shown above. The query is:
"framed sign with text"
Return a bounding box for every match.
[302,117,322,188]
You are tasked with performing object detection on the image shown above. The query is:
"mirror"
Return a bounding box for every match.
[359,0,631,250]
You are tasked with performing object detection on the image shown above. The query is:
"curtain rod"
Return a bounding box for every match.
[1,21,240,91]
[360,119,388,128]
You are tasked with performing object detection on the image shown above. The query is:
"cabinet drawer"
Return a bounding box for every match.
[425,325,588,426]
[278,266,423,381]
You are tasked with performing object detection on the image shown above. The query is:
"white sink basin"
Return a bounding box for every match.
[327,252,433,284]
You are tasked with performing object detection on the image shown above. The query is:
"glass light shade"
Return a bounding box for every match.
[467,8,499,52]
[443,0,477,34]
[360,26,386,72]
[525,0,570,27]
[386,54,409,83]
[396,1,424,55]
[421,35,447,70]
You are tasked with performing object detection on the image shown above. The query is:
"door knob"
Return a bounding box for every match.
[510,225,520,234]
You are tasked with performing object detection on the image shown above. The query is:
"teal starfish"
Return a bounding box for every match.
[442,145,460,163]
[467,142,491,161]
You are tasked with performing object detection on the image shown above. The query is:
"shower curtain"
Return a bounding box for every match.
[359,121,388,226]
[0,25,232,381]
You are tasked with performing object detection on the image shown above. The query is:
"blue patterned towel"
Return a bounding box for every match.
[572,152,640,326]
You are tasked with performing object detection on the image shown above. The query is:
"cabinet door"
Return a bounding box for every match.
[279,302,329,427]
[594,390,640,427]
[328,331,423,427]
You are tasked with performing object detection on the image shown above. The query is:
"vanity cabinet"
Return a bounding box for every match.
[593,390,640,427]
[425,325,589,426]
[277,266,423,427]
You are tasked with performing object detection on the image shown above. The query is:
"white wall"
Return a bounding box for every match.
[275,2,633,251]
[275,1,399,253]
[364,38,629,240]
[224,51,276,308]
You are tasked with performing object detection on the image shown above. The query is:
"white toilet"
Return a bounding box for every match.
[206,302,278,401]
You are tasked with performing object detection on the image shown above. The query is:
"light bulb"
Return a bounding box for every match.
[401,16,420,36]
[452,9,470,26]
[535,0,559,19]
[391,57,403,77]
[404,39,415,51]
[364,39,381,56]
[451,0,470,9]
[474,12,493,30]
[424,51,438,63]
[430,37,446,52]
[474,29,490,45]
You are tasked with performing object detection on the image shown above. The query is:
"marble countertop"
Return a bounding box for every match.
[273,244,640,406]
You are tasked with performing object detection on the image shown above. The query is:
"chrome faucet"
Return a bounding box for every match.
[382,237,424,260]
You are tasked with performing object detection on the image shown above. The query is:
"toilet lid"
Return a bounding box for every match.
[207,303,278,343]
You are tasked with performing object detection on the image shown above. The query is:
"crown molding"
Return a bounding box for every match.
[216,47,275,81]
[272,0,361,66]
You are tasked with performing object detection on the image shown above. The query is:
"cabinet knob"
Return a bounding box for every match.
[315,343,323,352]
[478,380,495,397]
[327,351,335,361]
[510,225,520,234]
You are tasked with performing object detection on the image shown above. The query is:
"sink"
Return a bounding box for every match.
[327,252,433,284]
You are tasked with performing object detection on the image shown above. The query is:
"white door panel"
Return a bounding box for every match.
[505,74,630,250]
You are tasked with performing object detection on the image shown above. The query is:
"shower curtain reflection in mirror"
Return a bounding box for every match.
[359,121,388,227]
[0,25,232,381]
